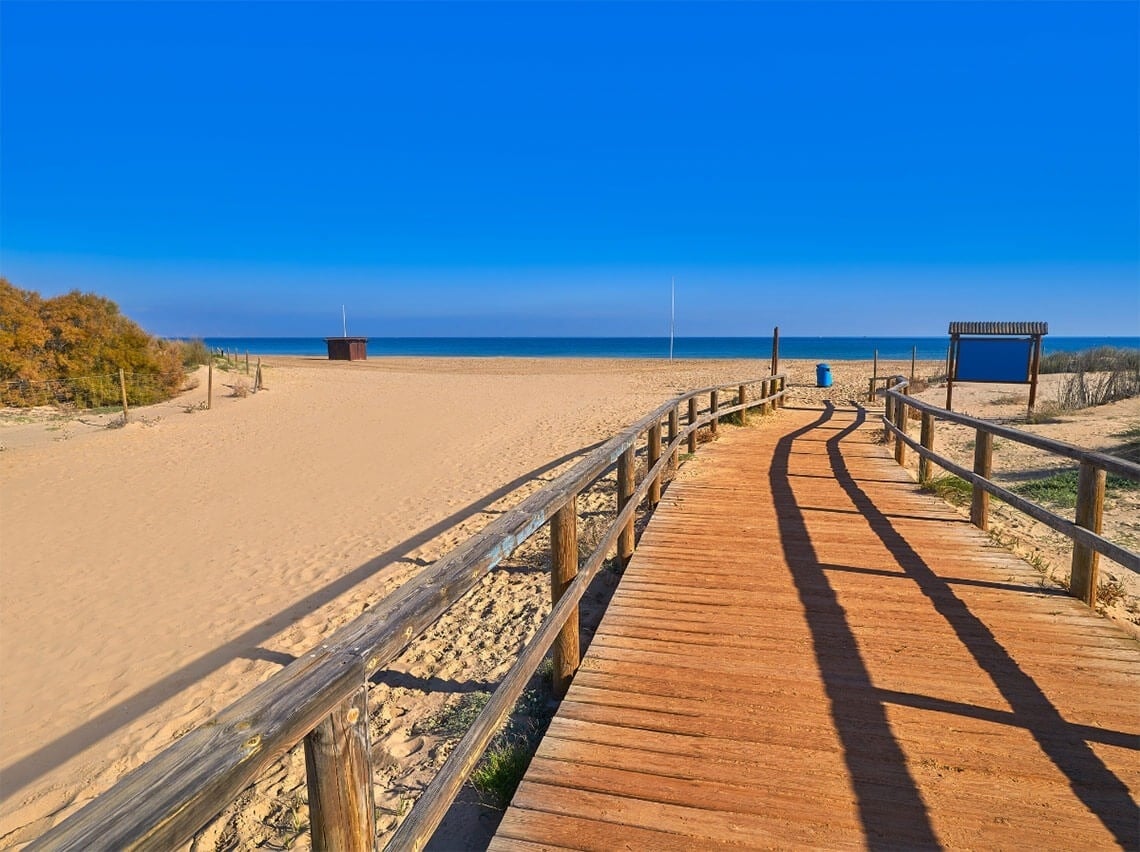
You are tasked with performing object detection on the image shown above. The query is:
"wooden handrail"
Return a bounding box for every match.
[877,382,1140,604]
[31,374,788,851]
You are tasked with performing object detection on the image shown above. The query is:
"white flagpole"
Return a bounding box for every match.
[342,305,347,337]
[669,277,675,363]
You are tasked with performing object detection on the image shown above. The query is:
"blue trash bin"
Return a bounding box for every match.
[816,363,833,388]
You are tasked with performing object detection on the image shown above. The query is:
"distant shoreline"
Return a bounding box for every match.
[179,335,1139,361]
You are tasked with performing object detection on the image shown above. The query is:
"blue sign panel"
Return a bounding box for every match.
[956,337,1033,382]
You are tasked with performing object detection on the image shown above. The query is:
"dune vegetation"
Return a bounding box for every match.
[0,278,190,408]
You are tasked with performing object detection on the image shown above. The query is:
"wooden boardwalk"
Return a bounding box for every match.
[490,405,1140,850]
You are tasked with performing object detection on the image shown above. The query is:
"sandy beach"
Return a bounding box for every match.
[1,356,1136,848]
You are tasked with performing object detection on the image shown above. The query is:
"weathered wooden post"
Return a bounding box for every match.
[894,390,907,465]
[304,686,376,852]
[617,445,635,567]
[207,361,213,410]
[738,384,747,426]
[245,351,250,375]
[687,397,698,454]
[648,421,662,507]
[910,345,917,385]
[1070,462,1105,607]
[118,368,129,423]
[550,495,579,695]
[919,412,935,484]
[771,326,780,377]
[970,430,993,530]
[710,390,719,435]
[668,405,679,473]
[870,349,878,402]
[884,389,894,441]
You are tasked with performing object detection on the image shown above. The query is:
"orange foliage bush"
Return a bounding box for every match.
[1,278,186,407]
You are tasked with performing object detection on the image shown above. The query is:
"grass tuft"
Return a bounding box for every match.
[470,739,532,810]
[1010,470,1139,509]
[922,474,972,506]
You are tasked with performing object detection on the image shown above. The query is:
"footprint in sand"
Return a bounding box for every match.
[387,735,425,758]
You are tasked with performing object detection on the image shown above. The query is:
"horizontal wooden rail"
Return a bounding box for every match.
[881,384,1139,481]
[881,418,1140,573]
[31,375,787,852]
[878,382,1140,607]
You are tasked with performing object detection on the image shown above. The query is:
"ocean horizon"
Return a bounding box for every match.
[192,336,1140,361]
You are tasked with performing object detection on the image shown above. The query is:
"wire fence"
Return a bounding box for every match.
[2,371,181,411]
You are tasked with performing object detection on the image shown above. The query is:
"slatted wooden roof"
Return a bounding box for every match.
[948,321,1048,335]
[490,406,1138,850]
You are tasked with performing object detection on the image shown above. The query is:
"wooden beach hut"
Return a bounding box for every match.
[324,337,368,361]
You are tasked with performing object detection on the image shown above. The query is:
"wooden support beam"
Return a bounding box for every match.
[688,397,698,454]
[710,390,719,435]
[919,412,935,484]
[1070,461,1105,607]
[304,687,376,852]
[550,496,579,696]
[667,406,679,473]
[617,446,635,567]
[738,384,747,426]
[647,422,662,507]
[1028,334,1043,415]
[894,391,908,466]
[970,430,993,530]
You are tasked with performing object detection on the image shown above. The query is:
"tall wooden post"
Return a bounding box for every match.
[738,384,747,426]
[871,350,878,402]
[919,412,935,484]
[1027,334,1043,416]
[910,345,917,385]
[1070,462,1105,607]
[946,336,958,411]
[118,368,129,422]
[617,446,635,567]
[687,397,698,454]
[970,430,993,530]
[304,686,376,852]
[647,422,662,507]
[207,361,213,410]
[710,390,719,435]
[668,406,679,473]
[771,326,780,377]
[884,392,894,440]
[550,496,579,696]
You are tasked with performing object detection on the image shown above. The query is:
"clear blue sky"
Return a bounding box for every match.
[2,1,1137,337]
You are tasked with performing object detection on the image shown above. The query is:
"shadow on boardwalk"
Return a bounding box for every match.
[770,404,1138,848]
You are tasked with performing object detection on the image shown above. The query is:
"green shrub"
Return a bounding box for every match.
[178,338,212,368]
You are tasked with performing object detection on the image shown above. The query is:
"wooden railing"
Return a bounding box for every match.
[31,375,789,852]
[878,379,1140,606]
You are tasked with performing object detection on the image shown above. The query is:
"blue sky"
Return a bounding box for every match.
[2,1,1137,337]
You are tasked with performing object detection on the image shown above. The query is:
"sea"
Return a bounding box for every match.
[194,336,1140,361]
